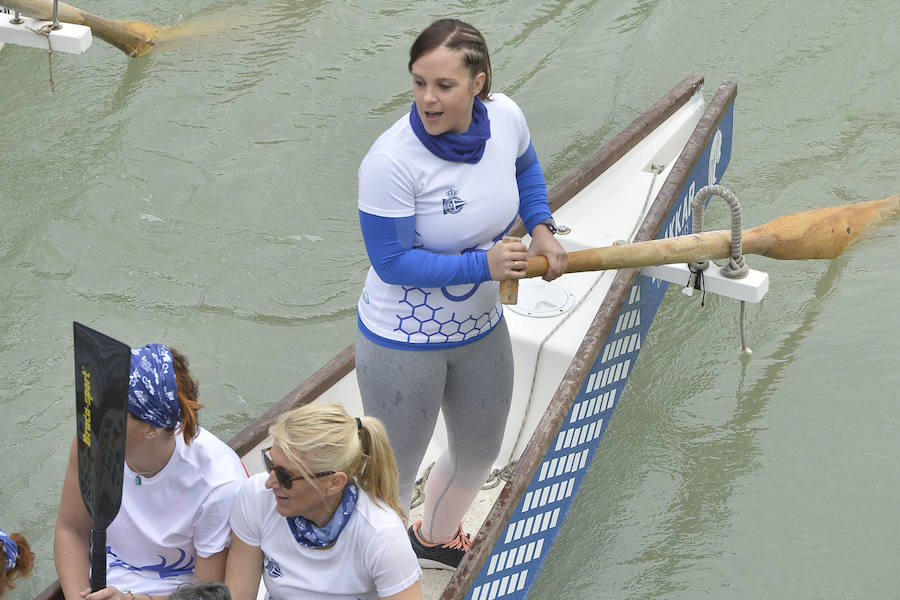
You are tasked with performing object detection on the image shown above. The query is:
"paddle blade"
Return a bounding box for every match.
[73,322,130,589]
[743,195,900,260]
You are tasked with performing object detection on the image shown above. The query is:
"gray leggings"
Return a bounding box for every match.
[355,320,513,541]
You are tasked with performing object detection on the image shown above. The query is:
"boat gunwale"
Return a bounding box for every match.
[32,72,720,600]
[440,77,738,600]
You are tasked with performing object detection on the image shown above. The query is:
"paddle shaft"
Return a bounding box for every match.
[3,0,160,55]
[520,196,899,278]
[90,529,107,591]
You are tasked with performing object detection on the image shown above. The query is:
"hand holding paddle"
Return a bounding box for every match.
[501,195,899,303]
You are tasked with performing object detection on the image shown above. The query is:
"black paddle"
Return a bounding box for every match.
[73,322,131,592]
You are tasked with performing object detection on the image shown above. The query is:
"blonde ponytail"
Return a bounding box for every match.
[355,415,404,519]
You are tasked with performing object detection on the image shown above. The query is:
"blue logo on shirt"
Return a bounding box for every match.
[106,546,194,578]
[264,555,283,578]
[442,187,465,214]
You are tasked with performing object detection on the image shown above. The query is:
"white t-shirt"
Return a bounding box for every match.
[104,428,247,595]
[230,472,421,600]
[357,93,531,348]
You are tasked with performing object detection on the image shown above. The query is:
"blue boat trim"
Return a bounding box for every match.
[465,96,736,600]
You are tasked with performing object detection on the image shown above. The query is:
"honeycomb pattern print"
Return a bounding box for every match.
[394,286,501,343]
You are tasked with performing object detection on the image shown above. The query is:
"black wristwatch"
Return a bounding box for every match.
[536,217,557,234]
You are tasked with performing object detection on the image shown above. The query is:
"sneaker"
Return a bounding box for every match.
[408,519,472,570]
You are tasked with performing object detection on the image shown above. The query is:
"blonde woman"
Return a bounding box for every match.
[225,404,421,600]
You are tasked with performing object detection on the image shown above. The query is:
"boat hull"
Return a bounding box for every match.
[457,90,735,600]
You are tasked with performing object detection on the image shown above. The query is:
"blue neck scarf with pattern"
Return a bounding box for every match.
[286,483,358,548]
[128,344,181,429]
[1,528,17,572]
[409,96,491,164]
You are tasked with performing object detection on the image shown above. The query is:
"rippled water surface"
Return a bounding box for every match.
[1,1,898,598]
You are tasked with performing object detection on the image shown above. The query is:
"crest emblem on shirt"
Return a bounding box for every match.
[442,187,465,214]
[264,555,284,578]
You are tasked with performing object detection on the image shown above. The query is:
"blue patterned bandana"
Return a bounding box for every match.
[409,96,491,164]
[128,344,180,429]
[1,528,17,571]
[286,483,358,548]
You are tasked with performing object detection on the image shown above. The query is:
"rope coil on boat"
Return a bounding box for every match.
[690,184,749,278]
[686,184,752,354]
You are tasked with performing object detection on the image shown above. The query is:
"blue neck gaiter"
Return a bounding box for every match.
[286,483,359,548]
[409,96,491,164]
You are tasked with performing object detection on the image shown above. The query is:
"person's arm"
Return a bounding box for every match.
[381,580,423,600]
[515,143,567,280]
[83,586,151,600]
[194,548,229,583]
[515,142,552,232]
[359,211,492,287]
[224,534,262,600]
[54,437,93,600]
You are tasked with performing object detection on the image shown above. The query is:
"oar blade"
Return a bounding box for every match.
[73,322,130,591]
[3,0,160,56]
[748,195,900,260]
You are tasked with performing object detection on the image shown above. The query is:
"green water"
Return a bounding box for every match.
[1,1,898,598]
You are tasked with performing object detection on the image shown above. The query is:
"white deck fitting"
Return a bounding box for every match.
[642,262,769,303]
[0,12,92,53]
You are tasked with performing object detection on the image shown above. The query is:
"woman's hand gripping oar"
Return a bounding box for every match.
[500,195,899,304]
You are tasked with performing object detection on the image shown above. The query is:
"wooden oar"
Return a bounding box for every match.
[506,195,899,298]
[4,0,162,56]
[73,322,130,592]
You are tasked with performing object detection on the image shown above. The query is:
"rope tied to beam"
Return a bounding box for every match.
[25,22,57,92]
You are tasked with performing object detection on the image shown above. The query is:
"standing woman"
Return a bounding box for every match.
[54,344,247,600]
[1,528,35,598]
[225,403,422,600]
[355,18,567,570]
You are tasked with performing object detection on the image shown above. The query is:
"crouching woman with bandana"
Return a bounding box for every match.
[225,403,422,600]
[54,344,248,600]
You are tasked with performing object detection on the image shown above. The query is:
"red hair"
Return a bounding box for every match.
[1,532,34,596]
[170,348,204,444]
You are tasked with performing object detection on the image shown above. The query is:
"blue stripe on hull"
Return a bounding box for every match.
[466,100,735,600]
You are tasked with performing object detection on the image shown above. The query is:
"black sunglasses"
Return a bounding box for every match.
[261,447,335,489]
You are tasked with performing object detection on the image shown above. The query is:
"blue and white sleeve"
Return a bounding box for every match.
[515,141,553,233]
[359,211,492,287]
